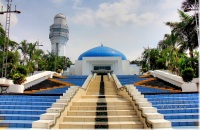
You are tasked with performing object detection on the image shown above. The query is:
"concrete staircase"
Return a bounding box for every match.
[58,75,144,129]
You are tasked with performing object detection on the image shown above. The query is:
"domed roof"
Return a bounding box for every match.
[78,45,127,60]
[54,13,66,19]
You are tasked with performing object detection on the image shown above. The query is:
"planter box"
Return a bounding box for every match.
[181,82,197,92]
[0,78,13,85]
[9,84,24,93]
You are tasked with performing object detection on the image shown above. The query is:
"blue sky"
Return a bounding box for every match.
[0,0,183,62]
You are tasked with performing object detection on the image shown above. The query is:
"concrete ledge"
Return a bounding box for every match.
[137,102,152,107]
[32,120,54,129]
[60,95,72,99]
[52,103,66,108]
[148,119,171,128]
[135,98,148,102]
[119,83,171,129]
[32,86,80,129]
[132,95,144,99]
[140,107,157,113]
[82,75,93,89]
[47,108,63,113]
[63,93,74,97]
[143,113,164,119]
[130,91,141,96]
[181,82,197,92]
[56,99,70,103]
[112,74,122,89]
[40,113,60,120]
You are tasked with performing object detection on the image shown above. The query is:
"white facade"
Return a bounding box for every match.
[67,57,140,75]
[64,45,141,76]
[49,13,69,56]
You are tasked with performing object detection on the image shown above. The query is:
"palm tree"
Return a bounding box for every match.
[157,32,181,73]
[182,0,199,12]
[18,40,29,65]
[166,10,198,68]
[27,42,37,62]
[32,49,44,71]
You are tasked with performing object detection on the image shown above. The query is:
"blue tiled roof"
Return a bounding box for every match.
[78,45,127,60]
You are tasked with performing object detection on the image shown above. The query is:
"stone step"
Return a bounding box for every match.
[59,121,143,129]
[87,88,116,91]
[63,115,140,122]
[87,87,116,89]
[70,105,133,110]
[81,95,121,98]
[72,101,131,106]
[86,92,117,95]
[67,110,136,116]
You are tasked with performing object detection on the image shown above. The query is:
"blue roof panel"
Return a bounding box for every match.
[78,45,127,60]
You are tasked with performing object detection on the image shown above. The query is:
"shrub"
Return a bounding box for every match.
[57,69,62,73]
[12,73,26,85]
[181,68,195,82]
[156,58,165,69]
[15,65,28,76]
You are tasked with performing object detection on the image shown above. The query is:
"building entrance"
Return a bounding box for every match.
[94,66,111,70]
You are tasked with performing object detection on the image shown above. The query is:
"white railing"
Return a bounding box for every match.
[81,75,93,90]
[153,70,184,87]
[93,73,97,80]
[112,74,122,89]
[23,71,54,90]
[107,73,111,80]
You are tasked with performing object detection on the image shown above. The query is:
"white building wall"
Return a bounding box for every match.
[69,57,140,75]
[75,60,82,75]
[81,57,123,75]
[129,64,141,75]
[122,60,130,75]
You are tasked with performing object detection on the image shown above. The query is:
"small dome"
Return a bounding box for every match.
[78,45,127,60]
[54,13,66,19]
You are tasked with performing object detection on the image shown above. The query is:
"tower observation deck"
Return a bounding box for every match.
[49,13,69,56]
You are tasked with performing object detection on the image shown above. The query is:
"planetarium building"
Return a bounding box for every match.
[68,45,140,75]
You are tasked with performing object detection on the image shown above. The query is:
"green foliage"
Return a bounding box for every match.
[12,73,26,85]
[141,64,148,73]
[15,65,28,76]
[181,68,195,82]
[156,58,165,69]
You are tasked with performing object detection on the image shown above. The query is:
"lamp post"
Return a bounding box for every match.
[0,0,20,78]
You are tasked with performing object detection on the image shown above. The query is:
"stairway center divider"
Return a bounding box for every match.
[95,74,109,129]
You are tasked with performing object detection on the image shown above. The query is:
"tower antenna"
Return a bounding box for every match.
[0,0,21,78]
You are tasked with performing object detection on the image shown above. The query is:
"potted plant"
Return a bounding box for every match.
[181,68,197,92]
[9,73,26,93]
[57,69,62,73]
[56,68,63,76]
[12,73,26,85]
[8,65,28,93]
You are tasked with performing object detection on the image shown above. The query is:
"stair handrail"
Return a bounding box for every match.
[81,74,93,90]
[117,85,158,129]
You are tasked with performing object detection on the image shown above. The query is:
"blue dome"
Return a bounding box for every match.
[78,45,127,60]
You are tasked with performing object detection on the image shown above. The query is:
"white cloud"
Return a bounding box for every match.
[158,0,182,10]
[70,0,157,27]
[71,9,95,26]
[71,0,82,8]
[51,0,64,4]
[0,1,18,28]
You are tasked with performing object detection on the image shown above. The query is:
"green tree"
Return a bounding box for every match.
[182,0,199,12]
[18,40,29,65]
[166,10,198,68]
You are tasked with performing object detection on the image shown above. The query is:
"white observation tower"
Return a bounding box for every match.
[49,13,69,56]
